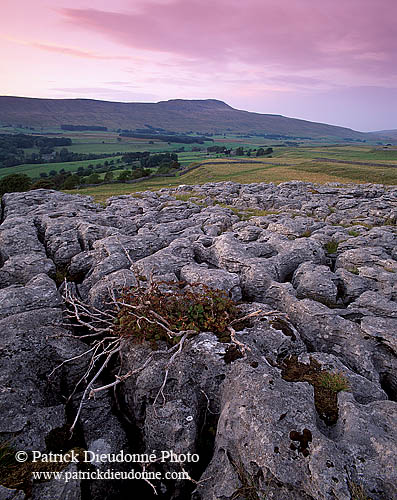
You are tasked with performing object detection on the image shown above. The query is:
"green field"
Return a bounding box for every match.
[2,128,397,200]
[66,156,397,203]
[0,156,122,178]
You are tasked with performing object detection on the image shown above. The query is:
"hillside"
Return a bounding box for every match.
[0,96,371,140]
[368,129,397,140]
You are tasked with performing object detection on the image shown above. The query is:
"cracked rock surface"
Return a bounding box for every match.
[0,181,396,500]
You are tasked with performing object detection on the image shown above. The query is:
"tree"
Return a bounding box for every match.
[235,147,244,156]
[61,175,80,190]
[49,170,57,177]
[86,173,101,184]
[118,171,132,182]
[31,178,56,190]
[256,147,273,157]
[104,171,114,182]
[0,174,31,196]
[39,172,48,178]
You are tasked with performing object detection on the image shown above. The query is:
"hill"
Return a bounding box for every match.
[367,129,397,141]
[0,96,372,140]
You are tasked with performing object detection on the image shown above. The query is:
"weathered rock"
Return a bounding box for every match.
[0,183,396,500]
[133,237,196,279]
[292,262,340,306]
[87,268,138,308]
[31,464,81,500]
[0,254,55,288]
[180,263,242,301]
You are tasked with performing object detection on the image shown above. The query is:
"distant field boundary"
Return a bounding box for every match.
[179,159,291,175]
[79,159,292,188]
[313,158,397,169]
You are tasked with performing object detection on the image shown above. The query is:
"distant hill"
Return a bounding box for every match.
[367,129,397,141]
[0,96,381,140]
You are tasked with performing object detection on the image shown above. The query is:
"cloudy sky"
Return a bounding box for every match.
[1,0,396,131]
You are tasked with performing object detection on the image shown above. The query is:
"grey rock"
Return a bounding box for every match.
[0,184,396,500]
[31,464,81,500]
[87,268,138,308]
[0,486,25,500]
[180,264,242,301]
[0,274,62,320]
[349,291,397,318]
[292,262,339,306]
[133,237,195,279]
[335,268,374,303]
[0,254,55,288]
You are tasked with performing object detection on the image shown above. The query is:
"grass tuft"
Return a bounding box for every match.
[324,240,339,254]
[318,371,350,393]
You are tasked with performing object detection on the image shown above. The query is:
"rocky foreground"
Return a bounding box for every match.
[0,181,396,500]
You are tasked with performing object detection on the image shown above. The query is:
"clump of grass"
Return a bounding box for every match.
[348,229,360,237]
[348,480,372,500]
[115,281,239,347]
[324,240,339,254]
[173,193,202,202]
[300,229,312,238]
[348,266,360,275]
[318,371,350,393]
[281,357,350,425]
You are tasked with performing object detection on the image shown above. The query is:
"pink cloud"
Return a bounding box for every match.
[32,42,130,60]
[60,0,397,76]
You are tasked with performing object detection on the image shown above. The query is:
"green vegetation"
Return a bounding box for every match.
[282,357,349,425]
[0,156,121,179]
[115,281,238,348]
[324,240,339,254]
[1,128,396,201]
[318,371,350,393]
[0,173,31,196]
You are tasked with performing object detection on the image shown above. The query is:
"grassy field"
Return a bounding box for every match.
[66,156,397,203]
[3,128,397,201]
[0,156,122,178]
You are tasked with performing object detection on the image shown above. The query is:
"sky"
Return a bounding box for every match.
[1,0,396,132]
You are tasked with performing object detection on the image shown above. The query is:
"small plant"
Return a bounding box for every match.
[318,371,350,393]
[348,229,360,237]
[324,240,339,254]
[348,266,360,275]
[60,279,250,436]
[348,480,372,500]
[282,357,349,425]
[115,281,239,347]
